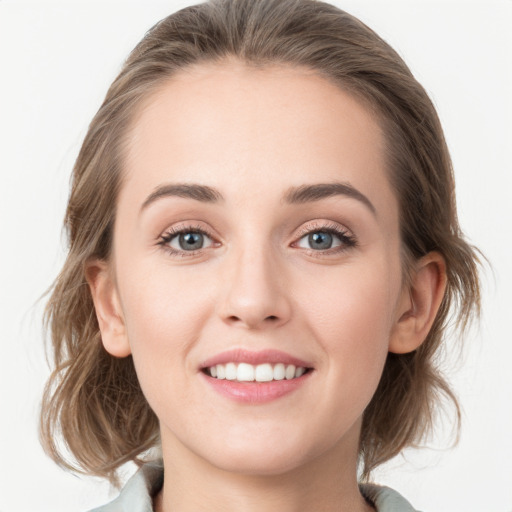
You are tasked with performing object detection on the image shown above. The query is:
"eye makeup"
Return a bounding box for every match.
[157,223,219,258]
[292,220,357,257]
[156,219,358,260]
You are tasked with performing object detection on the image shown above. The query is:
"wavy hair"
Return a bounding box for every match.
[40,0,481,484]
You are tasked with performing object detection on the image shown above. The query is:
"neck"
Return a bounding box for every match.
[154,425,374,512]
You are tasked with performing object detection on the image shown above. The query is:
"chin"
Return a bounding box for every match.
[199,431,324,477]
[211,449,308,477]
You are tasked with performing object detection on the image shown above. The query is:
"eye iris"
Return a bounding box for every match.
[179,232,203,250]
[308,231,333,250]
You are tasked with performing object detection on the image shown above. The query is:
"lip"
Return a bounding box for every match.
[199,349,314,404]
[200,370,312,404]
[200,348,313,369]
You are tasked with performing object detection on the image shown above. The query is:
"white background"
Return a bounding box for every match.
[0,1,511,511]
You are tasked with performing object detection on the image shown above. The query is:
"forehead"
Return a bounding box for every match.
[120,60,396,223]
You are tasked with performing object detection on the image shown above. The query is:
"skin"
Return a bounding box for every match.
[87,60,446,512]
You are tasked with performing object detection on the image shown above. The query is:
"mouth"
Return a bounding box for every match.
[203,362,311,382]
[199,349,314,403]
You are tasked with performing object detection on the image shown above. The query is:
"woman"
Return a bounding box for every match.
[40,0,481,510]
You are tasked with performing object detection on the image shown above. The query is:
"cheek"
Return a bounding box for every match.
[301,260,397,339]
[117,261,217,370]
[115,263,219,424]
[297,256,400,394]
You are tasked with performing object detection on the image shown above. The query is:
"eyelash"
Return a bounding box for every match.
[292,222,357,255]
[157,221,357,258]
[157,224,217,258]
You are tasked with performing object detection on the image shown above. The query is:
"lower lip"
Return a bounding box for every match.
[200,371,312,404]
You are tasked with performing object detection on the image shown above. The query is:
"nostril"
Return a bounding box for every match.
[266,315,278,321]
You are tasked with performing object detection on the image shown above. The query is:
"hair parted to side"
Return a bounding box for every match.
[40,0,481,484]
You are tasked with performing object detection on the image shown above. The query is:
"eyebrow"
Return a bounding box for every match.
[284,182,376,216]
[140,183,223,212]
[140,181,376,216]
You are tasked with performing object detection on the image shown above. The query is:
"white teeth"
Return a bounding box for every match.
[207,363,308,382]
[285,364,296,380]
[255,363,273,382]
[237,363,255,381]
[295,366,305,378]
[273,363,285,380]
[216,364,226,379]
[225,362,237,380]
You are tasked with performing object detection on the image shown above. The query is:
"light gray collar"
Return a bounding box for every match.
[90,462,419,512]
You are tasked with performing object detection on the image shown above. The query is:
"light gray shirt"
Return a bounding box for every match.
[89,461,419,512]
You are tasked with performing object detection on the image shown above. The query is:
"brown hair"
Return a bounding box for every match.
[40,0,481,484]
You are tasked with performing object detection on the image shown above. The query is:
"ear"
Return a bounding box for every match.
[85,258,132,358]
[389,252,447,354]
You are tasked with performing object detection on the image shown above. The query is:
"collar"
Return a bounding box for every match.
[90,461,418,512]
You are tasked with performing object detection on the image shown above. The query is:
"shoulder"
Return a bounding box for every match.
[360,483,421,512]
[88,461,163,512]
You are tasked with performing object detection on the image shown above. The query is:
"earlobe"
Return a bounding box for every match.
[85,259,132,358]
[389,252,447,354]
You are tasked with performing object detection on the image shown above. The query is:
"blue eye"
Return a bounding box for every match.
[160,229,214,253]
[308,232,335,250]
[297,230,342,250]
[295,225,357,253]
[177,232,206,251]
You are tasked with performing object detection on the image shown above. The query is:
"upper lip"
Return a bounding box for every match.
[200,348,313,369]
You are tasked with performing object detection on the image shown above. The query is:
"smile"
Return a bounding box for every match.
[200,349,314,403]
[205,362,308,382]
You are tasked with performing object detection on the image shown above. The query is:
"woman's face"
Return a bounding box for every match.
[107,61,407,475]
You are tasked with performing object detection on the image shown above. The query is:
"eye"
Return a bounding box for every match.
[297,231,341,251]
[158,226,215,256]
[171,231,212,251]
[293,222,357,254]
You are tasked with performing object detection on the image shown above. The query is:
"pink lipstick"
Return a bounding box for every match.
[200,349,314,404]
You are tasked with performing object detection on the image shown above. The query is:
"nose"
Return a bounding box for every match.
[217,246,292,330]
